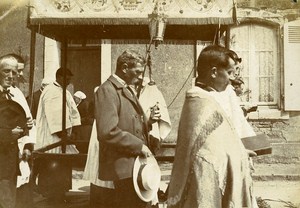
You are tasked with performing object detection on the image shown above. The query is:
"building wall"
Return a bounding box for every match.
[0,3,44,97]
[1,1,300,161]
[237,0,300,163]
[235,0,300,161]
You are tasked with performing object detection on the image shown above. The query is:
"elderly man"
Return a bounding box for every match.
[94,49,161,208]
[167,45,256,208]
[6,54,37,208]
[0,55,33,208]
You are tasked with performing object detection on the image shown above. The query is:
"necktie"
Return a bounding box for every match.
[1,88,13,100]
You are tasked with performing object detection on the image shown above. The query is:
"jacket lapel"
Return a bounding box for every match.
[108,76,137,105]
[108,75,150,145]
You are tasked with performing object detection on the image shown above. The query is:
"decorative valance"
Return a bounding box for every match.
[29,0,236,26]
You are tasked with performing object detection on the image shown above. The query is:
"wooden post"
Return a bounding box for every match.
[225,26,230,49]
[28,27,36,109]
[61,38,68,153]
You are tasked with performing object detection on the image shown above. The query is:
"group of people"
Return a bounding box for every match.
[83,46,258,208]
[1,44,259,208]
[0,53,92,207]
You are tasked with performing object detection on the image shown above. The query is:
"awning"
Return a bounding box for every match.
[29,0,236,26]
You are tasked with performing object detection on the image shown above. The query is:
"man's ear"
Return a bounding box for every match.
[121,63,128,73]
[211,67,217,78]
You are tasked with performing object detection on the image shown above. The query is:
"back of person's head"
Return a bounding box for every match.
[196,45,231,80]
[116,49,146,72]
[56,67,73,79]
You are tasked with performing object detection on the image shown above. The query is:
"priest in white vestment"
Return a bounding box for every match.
[35,68,81,153]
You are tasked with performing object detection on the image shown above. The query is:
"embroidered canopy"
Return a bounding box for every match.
[29,0,235,26]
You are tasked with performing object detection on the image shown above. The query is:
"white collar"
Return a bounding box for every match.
[113,74,127,87]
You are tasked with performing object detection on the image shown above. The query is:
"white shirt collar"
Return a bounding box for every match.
[113,74,127,87]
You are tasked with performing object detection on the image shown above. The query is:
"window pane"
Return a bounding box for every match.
[240,77,251,102]
[230,25,250,50]
[257,50,275,103]
[259,77,274,102]
[230,23,279,106]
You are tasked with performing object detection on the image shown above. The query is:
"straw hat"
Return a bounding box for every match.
[133,155,161,202]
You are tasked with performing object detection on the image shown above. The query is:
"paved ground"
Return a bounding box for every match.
[254,180,300,208]
[33,177,300,208]
[32,162,300,208]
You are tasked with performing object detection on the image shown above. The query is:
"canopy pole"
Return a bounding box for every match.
[61,38,68,153]
[225,26,230,49]
[29,27,36,110]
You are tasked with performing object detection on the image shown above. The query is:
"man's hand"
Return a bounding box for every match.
[55,128,72,138]
[12,126,24,139]
[141,145,152,158]
[21,149,32,161]
[67,128,72,137]
[148,103,161,125]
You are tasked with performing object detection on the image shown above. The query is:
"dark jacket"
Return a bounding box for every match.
[0,97,23,180]
[95,75,149,181]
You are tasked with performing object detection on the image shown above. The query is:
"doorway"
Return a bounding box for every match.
[67,46,101,103]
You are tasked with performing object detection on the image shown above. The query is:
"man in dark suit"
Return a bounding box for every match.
[0,55,32,208]
[94,49,161,208]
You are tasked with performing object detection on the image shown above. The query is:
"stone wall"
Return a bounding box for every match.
[0,3,44,97]
[249,112,300,164]
[237,0,300,10]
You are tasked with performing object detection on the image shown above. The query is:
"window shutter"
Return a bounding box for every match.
[284,19,300,111]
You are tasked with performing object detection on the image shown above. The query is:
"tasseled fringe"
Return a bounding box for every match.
[29,17,234,26]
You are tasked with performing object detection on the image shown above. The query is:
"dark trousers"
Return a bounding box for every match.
[15,180,34,208]
[90,183,115,208]
[0,144,18,208]
[114,178,148,208]
[0,179,17,208]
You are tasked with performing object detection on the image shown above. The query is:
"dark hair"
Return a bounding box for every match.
[196,45,231,80]
[56,67,73,78]
[227,50,242,64]
[116,49,146,72]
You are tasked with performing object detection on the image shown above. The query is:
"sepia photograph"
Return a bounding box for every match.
[0,0,300,207]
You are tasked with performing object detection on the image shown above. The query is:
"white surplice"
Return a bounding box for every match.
[35,82,81,153]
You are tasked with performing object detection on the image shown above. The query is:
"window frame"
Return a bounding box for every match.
[229,22,281,108]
